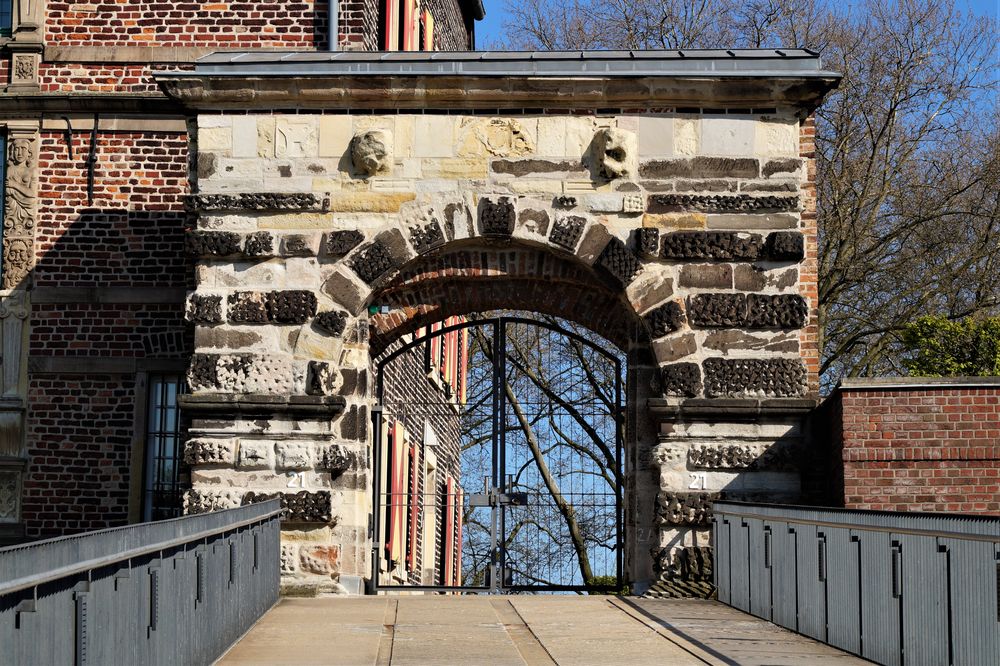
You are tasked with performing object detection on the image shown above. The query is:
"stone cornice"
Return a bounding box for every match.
[647,397,817,422]
[155,74,841,112]
[179,393,347,418]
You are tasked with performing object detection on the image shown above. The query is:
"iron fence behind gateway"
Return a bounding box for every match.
[0,500,281,666]
[713,501,1000,666]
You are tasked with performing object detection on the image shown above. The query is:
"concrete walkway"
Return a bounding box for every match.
[218,596,867,666]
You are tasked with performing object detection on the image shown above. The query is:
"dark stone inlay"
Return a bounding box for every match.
[746,294,808,329]
[661,362,702,398]
[185,230,241,257]
[242,490,333,523]
[479,197,516,237]
[491,159,586,176]
[351,241,398,285]
[243,231,274,258]
[702,357,807,398]
[661,231,763,262]
[764,231,804,261]
[549,216,586,250]
[186,294,222,325]
[409,220,446,254]
[635,228,659,257]
[762,158,802,178]
[268,290,318,324]
[687,293,747,327]
[648,194,798,214]
[188,192,323,212]
[325,230,365,256]
[644,301,684,339]
[227,292,270,323]
[314,310,349,336]
[596,236,642,285]
[639,157,759,180]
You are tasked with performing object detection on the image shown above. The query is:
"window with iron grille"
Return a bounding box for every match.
[142,375,188,521]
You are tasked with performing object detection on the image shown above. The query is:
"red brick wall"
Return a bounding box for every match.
[833,385,1000,513]
[798,115,820,398]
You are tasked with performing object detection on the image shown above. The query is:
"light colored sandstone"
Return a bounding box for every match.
[231,116,258,158]
[643,212,707,230]
[199,126,233,152]
[275,117,319,158]
[755,117,799,156]
[318,115,354,158]
[700,116,754,156]
[673,116,700,155]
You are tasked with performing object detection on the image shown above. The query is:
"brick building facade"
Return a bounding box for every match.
[0,0,483,545]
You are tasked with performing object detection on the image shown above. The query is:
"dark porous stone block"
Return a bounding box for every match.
[746,294,808,329]
[186,294,223,325]
[674,179,738,193]
[243,490,333,523]
[228,292,270,323]
[648,194,798,214]
[325,230,365,256]
[243,231,274,258]
[661,362,702,397]
[656,546,714,583]
[267,290,318,324]
[318,444,362,476]
[656,491,716,526]
[549,216,586,250]
[492,159,586,176]
[306,360,337,395]
[762,158,802,178]
[338,368,368,396]
[479,197,516,237]
[188,354,219,391]
[639,157,759,180]
[596,237,642,285]
[634,228,660,257]
[409,220,445,254]
[281,234,315,257]
[764,231,805,261]
[554,195,578,208]
[351,241,398,285]
[644,301,685,339]
[687,293,747,327]
[314,310,348,336]
[519,208,550,235]
[189,192,322,212]
[661,231,763,261]
[702,357,807,398]
[185,230,241,257]
[339,405,369,441]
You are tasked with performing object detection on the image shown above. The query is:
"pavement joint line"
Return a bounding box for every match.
[489,598,558,666]
[375,598,397,666]
[607,598,726,666]
[212,597,283,665]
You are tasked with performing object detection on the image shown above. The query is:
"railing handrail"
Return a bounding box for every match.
[0,500,281,596]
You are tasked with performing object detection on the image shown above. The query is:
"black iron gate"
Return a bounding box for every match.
[371,315,624,593]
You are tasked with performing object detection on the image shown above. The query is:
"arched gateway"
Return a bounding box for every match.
[157,50,838,596]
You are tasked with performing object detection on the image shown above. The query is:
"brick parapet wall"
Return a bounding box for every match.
[831,384,1000,513]
[798,115,820,397]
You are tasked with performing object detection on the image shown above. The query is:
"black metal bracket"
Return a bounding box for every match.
[86,113,99,205]
[60,116,74,160]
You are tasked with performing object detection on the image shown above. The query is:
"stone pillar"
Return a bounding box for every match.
[4,0,43,94]
[0,122,38,544]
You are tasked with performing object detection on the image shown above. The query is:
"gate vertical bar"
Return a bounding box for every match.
[496,317,507,592]
[615,354,624,592]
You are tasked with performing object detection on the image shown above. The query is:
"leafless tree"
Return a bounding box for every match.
[499,0,1000,386]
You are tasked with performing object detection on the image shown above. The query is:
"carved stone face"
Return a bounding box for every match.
[9,139,31,167]
[351,130,392,177]
[594,127,636,180]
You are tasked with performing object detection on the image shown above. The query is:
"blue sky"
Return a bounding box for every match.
[476,0,1000,48]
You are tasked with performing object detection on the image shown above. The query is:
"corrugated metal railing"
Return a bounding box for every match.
[0,500,281,665]
[713,501,1000,666]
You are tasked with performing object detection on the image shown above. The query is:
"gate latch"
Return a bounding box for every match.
[467,490,529,507]
[499,492,528,506]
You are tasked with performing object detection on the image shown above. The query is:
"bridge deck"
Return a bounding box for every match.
[218,596,866,665]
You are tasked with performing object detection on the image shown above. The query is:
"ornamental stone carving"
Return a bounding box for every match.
[351,130,392,177]
[243,490,333,524]
[0,471,20,522]
[184,489,242,514]
[3,134,38,290]
[593,128,636,180]
[183,438,235,465]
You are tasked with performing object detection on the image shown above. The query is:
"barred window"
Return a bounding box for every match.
[142,375,187,521]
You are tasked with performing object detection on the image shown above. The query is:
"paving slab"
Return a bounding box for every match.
[217,595,868,665]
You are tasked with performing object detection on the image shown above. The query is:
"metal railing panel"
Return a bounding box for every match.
[715,501,1000,666]
[0,501,280,665]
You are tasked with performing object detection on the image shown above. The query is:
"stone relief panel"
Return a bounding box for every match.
[0,470,20,522]
[3,132,38,290]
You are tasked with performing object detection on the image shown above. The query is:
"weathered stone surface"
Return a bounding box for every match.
[184,489,241,515]
[652,333,697,363]
[280,544,297,574]
[324,230,365,256]
[764,231,804,261]
[549,215,586,250]
[634,228,659,258]
[244,231,274,258]
[188,353,219,390]
[623,194,644,214]
[584,193,625,213]
[409,220,445,254]
[318,444,362,474]
[268,290,318,324]
[702,357,807,398]
[639,157,758,179]
[350,241,398,284]
[351,130,392,176]
[733,264,797,291]
[642,212,706,230]
[661,362,702,398]
[706,213,799,230]
[679,264,733,289]
[596,236,641,285]
[554,195,577,208]
[518,208,550,235]
[314,310,348,337]
[644,301,684,339]
[594,127,637,179]
[185,230,241,257]
[648,194,798,214]
[491,159,586,176]
[299,545,340,575]
[275,442,312,470]
[338,405,368,442]
[321,270,367,314]
[243,490,333,523]
[762,158,802,178]
[687,293,746,327]
[675,179,737,193]
[228,291,269,323]
[189,192,323,212]
[186,294,223,325]
[741,181,798,193]
[307,361,342,396]
[688,441,798,471]
[703,330,799,354]
[479,197,516,237]
[656,545,714,583]
[187,353,293,394]
[237,440,273,469]
[656,491,715,526]
[280,234,319,257]
[661,231,763,261]
[444,202,472,238]
[184,438,235,465]
[746,294,807,329]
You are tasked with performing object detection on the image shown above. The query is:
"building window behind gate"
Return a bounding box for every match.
[142,375,187,521]
[0,3,11,36]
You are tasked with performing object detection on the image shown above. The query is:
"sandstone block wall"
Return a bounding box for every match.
[185,106,819,591]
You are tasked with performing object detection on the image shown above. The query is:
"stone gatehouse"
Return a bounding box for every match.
[153,50,839,594]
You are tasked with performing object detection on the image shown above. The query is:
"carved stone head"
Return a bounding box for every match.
[593,127,636,180]
[9,138,32,167]
[350,130,392,177]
